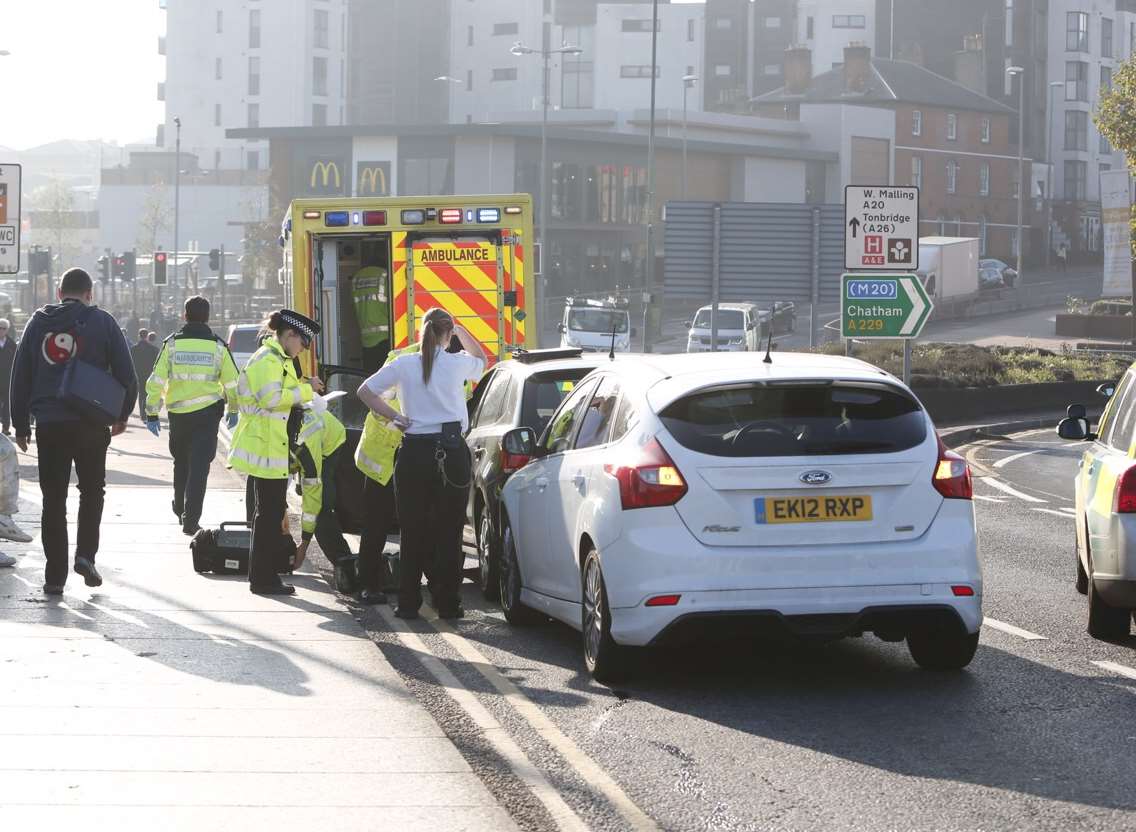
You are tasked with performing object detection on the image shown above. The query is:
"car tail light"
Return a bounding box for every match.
[604,438,688,510]
[645,594,681,607]
[951,585,975,597]
[933,437,972,500]
[1113,466,1136,513]
[501,447,531,475]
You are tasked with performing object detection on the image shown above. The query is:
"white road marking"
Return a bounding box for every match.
[993,449,1044,469]
[979,477,1047,503]
[375,605,595,832]
[1059,506,1077,515]
[982,617,1048,640]
[973,495,1007,503]
[1092,660,1136,681]
[429,614,660,832]
[1033,508,1073,519]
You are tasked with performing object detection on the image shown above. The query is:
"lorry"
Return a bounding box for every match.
[558,296,633,352]
[916,237,980,301]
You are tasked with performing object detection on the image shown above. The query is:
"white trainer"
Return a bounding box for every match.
[0,551,16,567]
[0,515,32,543]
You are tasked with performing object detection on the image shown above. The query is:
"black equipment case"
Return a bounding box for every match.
[190,522,293,576]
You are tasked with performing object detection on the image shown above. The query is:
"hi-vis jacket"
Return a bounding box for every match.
[292,410,347,540]
[145,322,239,417]
[354,343,417,486]
[228,338,313,479]
[351,266,391,348]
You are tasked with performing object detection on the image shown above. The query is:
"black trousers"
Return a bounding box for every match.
[169,401,223,528]
[312,448,352,563]
[358,475,398,591]
[362,340,391,375]
[0,395,10,433]
[36,421,111,587]
[394,436,470,613]
[248,476,289,588]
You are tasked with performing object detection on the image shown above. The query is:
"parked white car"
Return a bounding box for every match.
[685,303,765,353]
[226,323,262,370]
[497,352,982,681]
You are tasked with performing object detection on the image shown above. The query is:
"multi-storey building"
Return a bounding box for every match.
[159,0,349,171]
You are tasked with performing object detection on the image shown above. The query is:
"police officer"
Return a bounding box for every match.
[145,296,239,536]
[229,309,321,596]
[356,308,485,619]
[351,242,391,372]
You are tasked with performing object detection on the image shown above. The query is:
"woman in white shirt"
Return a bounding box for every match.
[357,308,486,619]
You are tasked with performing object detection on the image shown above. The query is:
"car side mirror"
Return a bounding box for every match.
[1097,384,1116,398]
[684,321,692,329]
[1057,417,1090,442]
[502,427,538,473]
[557,323,566,334]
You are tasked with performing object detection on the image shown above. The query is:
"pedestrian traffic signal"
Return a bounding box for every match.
[123,250,137,282]
[97,255,110,283]
[209,248,220,271]
[112,254,127,279]
[153,251,168,286]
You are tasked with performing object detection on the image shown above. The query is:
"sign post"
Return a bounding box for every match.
[0,164,22,275]
[841,274,933,383]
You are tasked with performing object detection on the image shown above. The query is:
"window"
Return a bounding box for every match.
[714,17,733,30]
[912,109,922,136]
[911,155,923,188]
[248,57,260,96]
[714,64,731,77]
[1066,61,1088,101]
[491,67,517,82]
[980,117,991,143]
[610,393,639,444]
[1067,11,1089,52]
[492,22,519,36]
[1065,159,1087,200]
[946,113,958,140]
[466,69,473,91]
[1102,65,1113,94]
[214,102,221,127]
[1065,110,1088,151]
[621,65,661,78]
[313,56,328,96]
[833,15,867,28]
[467,25,474,46]
[543,378,599,455]
[764,17,781,28]
[1103,17,1114,58]
[214,149,221,170]
[521,370,594,437]
[806,16,815,39]
[979,161,990,196]
[249,9,260,48]
[1004,0,1014,47]
[659,383,926,458]
[763,64,780,76]
[575,376,622,450]
[687,18,695,42]
[314,9,329,49]
[561,24,594,108]
[215,57,222,80]
[247,102,259,128]
[216,9,223,33]
[1101,131,1112,154]
[946,160,959,193]
[1103,372,1136,451]
[312,103,327,127]
[247,150,260,171]
[472,372,512,426]
[622,19,658,32]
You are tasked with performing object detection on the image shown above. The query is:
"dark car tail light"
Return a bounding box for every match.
[1113,466,1136,513]
[604,438,688,510]
[933,437,972,500]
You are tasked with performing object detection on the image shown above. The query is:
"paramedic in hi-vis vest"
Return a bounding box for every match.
[229,309,323,596]
[357,308,485,619]
[145,296,239,536]
[290,405,352,578]
[351,243,391,373]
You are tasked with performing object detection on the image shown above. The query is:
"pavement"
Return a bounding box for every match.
[0,418,517,831]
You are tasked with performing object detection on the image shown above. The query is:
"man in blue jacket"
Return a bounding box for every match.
[10,268,138,595]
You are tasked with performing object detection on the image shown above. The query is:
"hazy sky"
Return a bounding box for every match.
[1,0,164,150]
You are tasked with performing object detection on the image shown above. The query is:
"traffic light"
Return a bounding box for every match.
[123,250,137,282]
[209,248,221,271]
[112,254,126,279]
[153,251,168,286]
[97,255,110,283]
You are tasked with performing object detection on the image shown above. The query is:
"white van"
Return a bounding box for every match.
[559,298,634,352]
[685,303,765,353]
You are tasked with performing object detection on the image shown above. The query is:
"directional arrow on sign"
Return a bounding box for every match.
[841,273,934,340]
[848,217,860,238]
[898,276,929,336]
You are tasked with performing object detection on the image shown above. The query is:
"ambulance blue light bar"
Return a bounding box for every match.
[477,208,501,223]
[324,211,350,227]
[401,209,426,225]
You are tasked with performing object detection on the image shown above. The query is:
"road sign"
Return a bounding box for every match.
[0,164,21,275]
[844,185,919,271]
[841,273,933,339]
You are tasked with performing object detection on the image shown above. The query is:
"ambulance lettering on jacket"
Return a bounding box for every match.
[41,331,80,365]
[417,247,492,264]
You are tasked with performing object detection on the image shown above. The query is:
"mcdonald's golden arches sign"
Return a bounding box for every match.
[356,161,391,196]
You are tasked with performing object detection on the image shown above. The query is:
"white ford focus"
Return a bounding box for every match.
[496,352,982,681]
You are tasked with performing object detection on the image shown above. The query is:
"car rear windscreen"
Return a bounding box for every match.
[229,327,261,353]
[521,369,595,436]
[693,309,744,330]
[659,381,927,457]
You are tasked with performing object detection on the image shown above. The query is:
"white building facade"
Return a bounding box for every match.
[796,0,878,72]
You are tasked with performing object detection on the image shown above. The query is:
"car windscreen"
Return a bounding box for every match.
[692,309,744,330]
[568,308,629,333]
[229,327,261,353]
[659,381,927,457]
[520,368,596,436]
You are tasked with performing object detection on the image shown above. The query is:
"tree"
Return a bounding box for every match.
[29,179,76,270]
[135,184,171,256]
[1095,60,1136,252]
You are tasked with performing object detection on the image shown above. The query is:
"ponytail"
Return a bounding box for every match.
[419,308,454,384]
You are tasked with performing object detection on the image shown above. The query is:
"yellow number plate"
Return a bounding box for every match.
[755,495,873,524]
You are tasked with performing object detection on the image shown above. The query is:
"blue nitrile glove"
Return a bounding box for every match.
[146,419,160,438]
[226,412,239,430]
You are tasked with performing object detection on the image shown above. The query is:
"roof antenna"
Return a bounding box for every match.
[608,320,618,362]
[762,325,774,365]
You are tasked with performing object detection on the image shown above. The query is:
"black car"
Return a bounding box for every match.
[464,348,610,599]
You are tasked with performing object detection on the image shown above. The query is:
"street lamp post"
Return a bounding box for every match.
[1046,80,1063,268]
[172,116,181,309]
[510,40,583,347]
[644,0,660,352]
[1008,67,1025,280]
[682,75,698,199]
